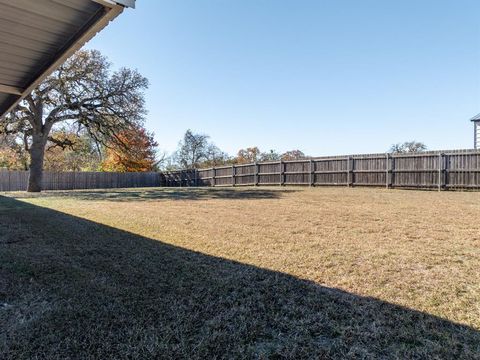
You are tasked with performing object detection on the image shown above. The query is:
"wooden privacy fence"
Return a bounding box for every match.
[164,149,480,190]
[2,149,479,192]
[0,171,162,192]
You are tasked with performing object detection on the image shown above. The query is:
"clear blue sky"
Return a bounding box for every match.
[86,0,480,156]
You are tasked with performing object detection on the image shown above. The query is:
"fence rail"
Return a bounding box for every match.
[164,149,480,191]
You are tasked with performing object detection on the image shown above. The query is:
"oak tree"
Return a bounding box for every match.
[0,49,148,191]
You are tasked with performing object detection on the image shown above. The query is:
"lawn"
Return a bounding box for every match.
[1,187,479,359]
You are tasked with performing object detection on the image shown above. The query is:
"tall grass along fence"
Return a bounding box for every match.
[164,149,480,191]
[0,171,161,192]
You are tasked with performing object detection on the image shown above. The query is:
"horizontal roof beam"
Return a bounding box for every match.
[0,84,23,96]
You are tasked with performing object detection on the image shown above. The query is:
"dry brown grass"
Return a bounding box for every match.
[1,187,480,358]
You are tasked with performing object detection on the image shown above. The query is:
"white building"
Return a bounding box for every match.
[471,114,480,150]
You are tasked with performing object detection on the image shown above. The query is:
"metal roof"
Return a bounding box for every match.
[470,113,480,122]
[0,0,134,119]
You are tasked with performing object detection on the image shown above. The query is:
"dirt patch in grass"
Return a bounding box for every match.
[1,187,479,358]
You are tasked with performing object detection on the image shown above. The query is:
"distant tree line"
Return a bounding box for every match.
[163,130,428,170]
[164,129,308,170]
[389,141,427,154]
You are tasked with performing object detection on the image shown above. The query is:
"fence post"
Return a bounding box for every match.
[444,154,448,189]
[212,167,216,187]
[438,153,444,191]
[385,153,390,189]
[347,156,354,187]
[254,162,258,186]
[232,165,235,187]
[346,157,350,187]
[279,160,284,186]
[309,159,314,187]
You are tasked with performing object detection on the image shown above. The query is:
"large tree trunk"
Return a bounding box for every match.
[27,134,47,192]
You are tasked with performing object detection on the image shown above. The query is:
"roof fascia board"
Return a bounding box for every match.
[113,0,135,8]
[471,116,480,122]
[92,0,135,8]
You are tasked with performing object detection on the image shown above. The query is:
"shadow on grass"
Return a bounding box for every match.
[0,195,479,359]
[9,187,297,202]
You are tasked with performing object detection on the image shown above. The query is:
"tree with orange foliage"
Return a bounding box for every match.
[101,126,158,172]
[235,147,261,164]
[0,134,29,170]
